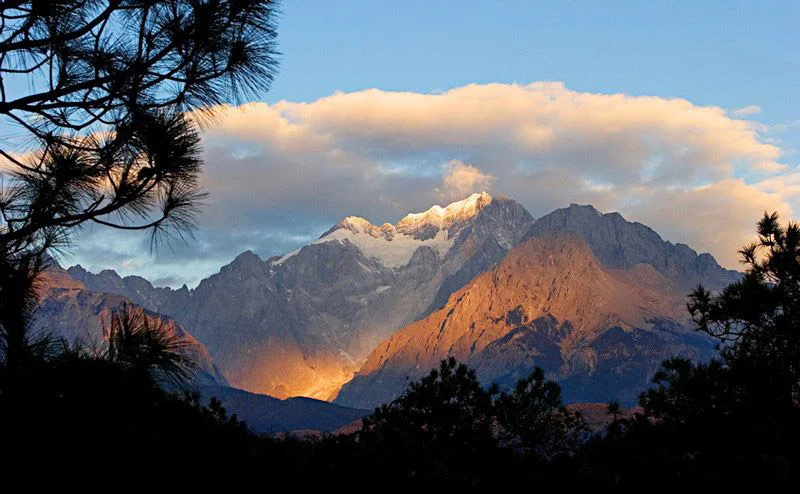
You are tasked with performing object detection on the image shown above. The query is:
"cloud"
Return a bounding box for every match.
[67,82,795,284]
[270,82,782,184]
[438,160,495,200]
[630,179,792,267]
[732,105,762,116]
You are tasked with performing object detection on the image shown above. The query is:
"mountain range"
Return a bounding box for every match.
[33,263,370,434]
[335,234,716,408]
[53,192,739,417]
[34,263,227,386]
[68,192,538,399]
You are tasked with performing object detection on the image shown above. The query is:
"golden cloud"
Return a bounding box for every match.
[143,83,796,270]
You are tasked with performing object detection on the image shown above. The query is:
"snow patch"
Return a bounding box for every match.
[271,192,491,268]
[319,228,454,268]
[273,247,301,266]
[397,191,491,232]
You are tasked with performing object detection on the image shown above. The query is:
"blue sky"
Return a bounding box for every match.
[48,1,800,286]
[269,1,798,130]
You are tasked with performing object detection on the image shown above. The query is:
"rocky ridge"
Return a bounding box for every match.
[34,264,227,386]
[334,234,716,408]
[68,196,735,403]
[71,193,535,399]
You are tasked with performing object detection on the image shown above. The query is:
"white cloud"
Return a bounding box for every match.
[630,179,791,267]
[70,82,796,281]
[438,160,495,200]
[732,105,762,116]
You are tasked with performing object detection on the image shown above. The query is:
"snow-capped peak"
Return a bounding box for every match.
[324,216,397,238]
[336,216,377,235]
[276,192,492,268]
[396,192,491,235]
[320,191,492,241]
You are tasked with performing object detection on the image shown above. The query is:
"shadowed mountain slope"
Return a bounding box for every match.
[199,385,367,434]
[34,265,227,386]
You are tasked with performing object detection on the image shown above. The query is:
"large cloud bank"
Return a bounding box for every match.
[69,82,796,285]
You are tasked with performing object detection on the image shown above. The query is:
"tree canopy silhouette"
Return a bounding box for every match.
[0,6,283,488]
[357,358,587,488]
[494,366,586,460]
[0,0,280,262]
[585,212,800,487]
[689,211,800,407]
[359,357,498,487]
[0,0,280,371]
[103,302,196,389]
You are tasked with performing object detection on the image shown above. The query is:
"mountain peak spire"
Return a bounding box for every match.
[321,191,493,241]
[396,191,492,232]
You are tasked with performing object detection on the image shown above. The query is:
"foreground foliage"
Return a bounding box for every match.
[357,358,585,487]
[583,212,800,487]
[2,213,799,490]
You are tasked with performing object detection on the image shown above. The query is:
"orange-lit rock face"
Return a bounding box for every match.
[335,234,705,409]
[31,265,227,385]
[37,264,86,292]
[220,341,357,400]
[358,235,686,374]
[68,194,535,401]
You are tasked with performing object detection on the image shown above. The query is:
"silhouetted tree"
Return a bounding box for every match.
[359,357,499,487]
[355,359,593,487]
[0,0,280,367]
[0,4,283,489]
[0,254,50,378]
[0,0,279,250]
[495,367,586,460]
[103,303,196,389]
[606,400,621,421]
[689,211,800,407]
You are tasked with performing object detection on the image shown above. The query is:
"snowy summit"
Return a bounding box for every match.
[276,192,493,268]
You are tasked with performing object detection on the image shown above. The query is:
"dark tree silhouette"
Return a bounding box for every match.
[0,253,48,376]
[0,0,280,367]
[103,302,196,389]
[689,211,800,407]
[606,400,621,421]
[359,357,499,487]
[0,6,283,488]
[356,359,590,487]
[0,1,279,256]
[494,367,586,459]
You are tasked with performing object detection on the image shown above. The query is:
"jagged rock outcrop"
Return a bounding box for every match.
[525,204,740,292]
[66,265,191,314]
[72,193,536,399]
[334,235,716,408]
[33,265,227,386]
